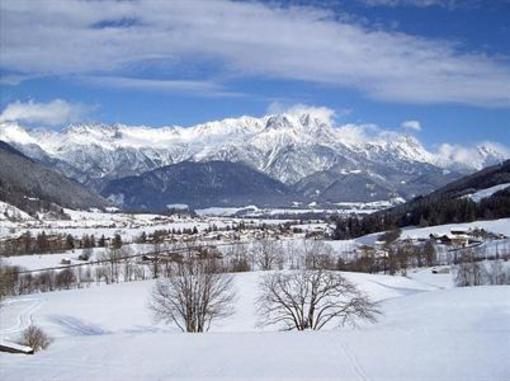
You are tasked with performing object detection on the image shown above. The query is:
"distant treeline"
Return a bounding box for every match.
[0,232,111,257]
[333,188,510,240]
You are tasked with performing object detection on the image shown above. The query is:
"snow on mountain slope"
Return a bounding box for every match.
[1,111,507,195]
[0,122,39,145]
[0,201,34,222]
[465,183,510,203]
[435,142,509,171]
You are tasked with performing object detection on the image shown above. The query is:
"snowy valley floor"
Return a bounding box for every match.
[1,270,509,381]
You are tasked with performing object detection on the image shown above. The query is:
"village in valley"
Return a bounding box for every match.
[0,204,507,264]
[1,203,509,301]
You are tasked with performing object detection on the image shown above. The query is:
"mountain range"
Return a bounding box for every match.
[0,110,508,210]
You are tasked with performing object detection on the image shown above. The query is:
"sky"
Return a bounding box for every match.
[0,0,509,150]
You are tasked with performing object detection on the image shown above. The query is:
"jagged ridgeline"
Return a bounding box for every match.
[1,112,507,208]
[334,160,510,239]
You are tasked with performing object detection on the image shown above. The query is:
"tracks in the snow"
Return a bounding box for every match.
[0,298,43,337]
[340,341,370,381]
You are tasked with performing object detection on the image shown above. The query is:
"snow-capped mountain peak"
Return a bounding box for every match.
[1,113,508,192]
[0,121,38,145]
[435,141,509,171]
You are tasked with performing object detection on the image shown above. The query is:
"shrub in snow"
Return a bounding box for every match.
[20,325,52,352]
[78,247,93,261]
[55,268,77,289]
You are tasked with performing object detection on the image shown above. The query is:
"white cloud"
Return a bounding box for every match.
[0,99,90,126]
[1,0,509,107]
[79,76,242,97]
[336,123,382,145]
[359,0,456,8]
[0,74,38,85]
[435,141,509,169]
[436,143,472,162]
[267,102,341,124]
[358,0,488,8]
[401,120,422,131]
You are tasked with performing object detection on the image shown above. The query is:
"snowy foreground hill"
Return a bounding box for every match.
[1,271,509,381]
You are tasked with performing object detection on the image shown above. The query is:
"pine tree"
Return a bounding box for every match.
[112,234,122,250]
[65,234,75,250]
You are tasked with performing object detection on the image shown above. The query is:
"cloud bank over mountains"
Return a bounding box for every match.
[2,0,510,107]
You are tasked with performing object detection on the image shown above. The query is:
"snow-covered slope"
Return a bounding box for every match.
[1,272,508,380]
[0,201,34,222]
[466,183,510,203]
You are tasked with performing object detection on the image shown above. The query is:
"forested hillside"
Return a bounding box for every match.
[333,160,510,239]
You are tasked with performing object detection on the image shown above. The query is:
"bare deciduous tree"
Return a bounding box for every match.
[303,239,335,270]
[455,250,487,287]
[488,259,508,285]
[149,253,236,332]
[252,237,284,271]
[422,240,437,267]
[101,246,131,283]
[285,240,305,270]
[257,269,380,331]
[225,242,251,272]
[0,259,7,308]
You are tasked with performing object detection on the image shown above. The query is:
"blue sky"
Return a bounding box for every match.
[0,0,509,149]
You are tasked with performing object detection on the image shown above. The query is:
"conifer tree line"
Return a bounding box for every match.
[0,231,110,256]
[333,189,510,240]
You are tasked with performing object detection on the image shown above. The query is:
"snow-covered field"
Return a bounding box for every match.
[1,270,509,380]
[0,207,298,241]
[3,243,156,271]
[195,199,404,218]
